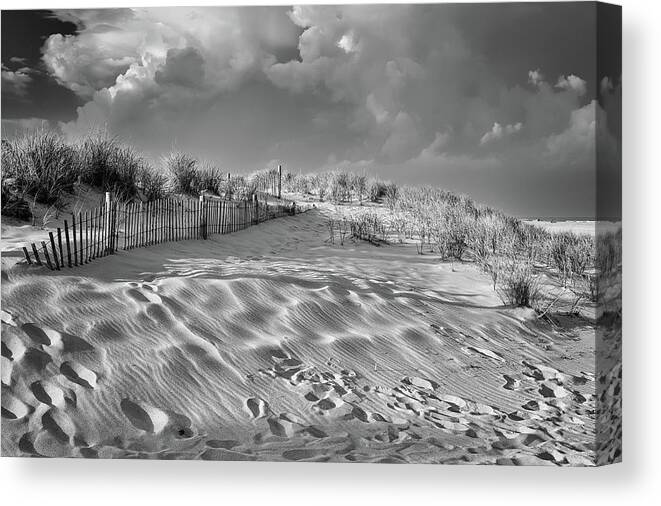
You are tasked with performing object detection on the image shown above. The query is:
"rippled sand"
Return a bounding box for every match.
[1,207,617,465]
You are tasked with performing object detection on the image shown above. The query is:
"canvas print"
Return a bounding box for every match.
[1,3,621,466]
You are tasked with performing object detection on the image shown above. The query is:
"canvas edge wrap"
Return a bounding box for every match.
[595,1,622,466]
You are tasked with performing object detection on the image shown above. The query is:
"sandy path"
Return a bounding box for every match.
[2,208,599,464]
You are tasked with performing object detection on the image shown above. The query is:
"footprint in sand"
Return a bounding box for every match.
[502,374,520,391]
[267,416,294,437]
[304,426,329,438]
[282,448,324,461]
[206,439,240,450]
[120,398,169,433]
[316,398,336,411]
[21,323,51,345]
[2,334,26,361]
[60,361,97,389]
[32,430,72,458]
[42,408,76,444]
[1,393,30,419]
[165,410,194,438]
[351,405,372,423]
[21,323,95,353]
[245,397,269,419]
[539,382,571,399]
[30,381,66,408]
[24,348,53,372]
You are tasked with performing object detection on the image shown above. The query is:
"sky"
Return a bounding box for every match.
[1,3,621,218]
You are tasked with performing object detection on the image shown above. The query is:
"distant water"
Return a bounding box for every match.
[520,217,621,223]
[522,218,622,235]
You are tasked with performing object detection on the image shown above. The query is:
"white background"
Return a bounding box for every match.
[1,0,658,504]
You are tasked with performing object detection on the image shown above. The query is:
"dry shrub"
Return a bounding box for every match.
[498,260,541,308]
[2,130,79,205]
[596,229,621,276]
[79,134,148,200]
[163,151,199,196]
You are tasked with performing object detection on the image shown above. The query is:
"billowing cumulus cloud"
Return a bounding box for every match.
[528,69,545,88]
[480,122,523,145]
[21,4,619,216]
[556,74,587,96]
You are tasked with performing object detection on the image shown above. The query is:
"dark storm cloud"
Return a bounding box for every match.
[1,10,81,122]
[155,47,206,88]
[1,4,621,217]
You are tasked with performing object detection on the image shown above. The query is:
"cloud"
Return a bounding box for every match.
[154,47,205,88]
[380,111,422,162]
[544,102,596,165]
[337,32,358,54]
[1,64,33,97]
[42,27,142,98]
[480,122,522,145]
[31,5,608,217]
[43,7,299,101]
[555,74,587,96]
[544,99,618,169]
[528,68,544,87]
[417,131,452,160]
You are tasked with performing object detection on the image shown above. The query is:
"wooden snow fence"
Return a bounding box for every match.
[22,192,297,270]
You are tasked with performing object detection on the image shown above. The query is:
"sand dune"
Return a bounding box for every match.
[1,206,611,464]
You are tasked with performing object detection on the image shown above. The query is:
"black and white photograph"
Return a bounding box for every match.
[1,2,621,467]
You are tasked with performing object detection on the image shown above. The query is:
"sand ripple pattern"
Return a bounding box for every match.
[2,210,604,464]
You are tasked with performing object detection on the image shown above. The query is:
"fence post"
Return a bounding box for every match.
[22,247,32,265]
[199,195,207,239]
[57,228,64,266]
[72,214,78,265]
[104,192,112,252]
[41,241,54,270]
[64,220,72,267]
[278,164,282,199]
[48,232,60,270]
[31,243,42,266]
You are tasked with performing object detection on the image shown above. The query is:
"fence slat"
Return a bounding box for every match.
[97,206,103,257]
[147,200,152,246]
[31,243,42,266]
[64,220,72,267]
[72,215,78,266]
[141,202,145,247]
[48,232,60,270]
[57,228,64,267]
[167,199,171,242]
[79,212,84,262]
[22,246,32,265]
[41,241,54,270]
[90,210,96,260]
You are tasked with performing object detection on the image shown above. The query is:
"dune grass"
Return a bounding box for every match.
[1,132,271,215]
[285,169,620,311]
[2,131,620,312]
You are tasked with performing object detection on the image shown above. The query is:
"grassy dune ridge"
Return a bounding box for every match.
[2,131,621,313]
[282,170,621,314]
